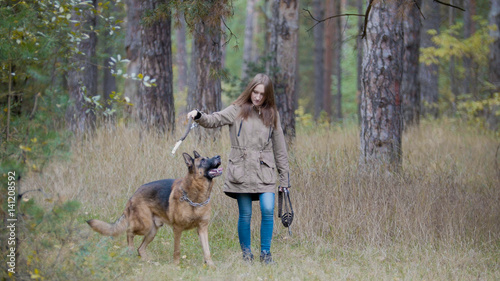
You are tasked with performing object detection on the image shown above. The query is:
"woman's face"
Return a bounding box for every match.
[251,84,265,107]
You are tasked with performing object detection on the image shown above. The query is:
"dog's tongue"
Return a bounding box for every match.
[208,167,223,178]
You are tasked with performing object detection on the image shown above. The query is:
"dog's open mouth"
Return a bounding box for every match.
[208,167,223,178]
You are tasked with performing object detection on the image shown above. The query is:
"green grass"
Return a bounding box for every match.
[4,118,499,280]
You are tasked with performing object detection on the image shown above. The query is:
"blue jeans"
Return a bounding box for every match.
[236,192,275,254]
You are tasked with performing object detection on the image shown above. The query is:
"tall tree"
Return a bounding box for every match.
[463,0,477,95]
[175,11,188,93]
[66,0,98,134]
[360,0,404,168]
[242,0,258,79]
[419,0,440,117]
[449,0,459,111]
[124,0,142,118]
[323,0,334,119]
[333,0,342,120]
[138,0,175,133]
[270,0,299,137]
[187,22,222,117]
[313,0,325,120]
[402,0,422,127]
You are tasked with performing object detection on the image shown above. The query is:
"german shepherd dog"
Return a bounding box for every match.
[87,151,222,267]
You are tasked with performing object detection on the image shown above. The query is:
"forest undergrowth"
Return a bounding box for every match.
[2,118,499,280]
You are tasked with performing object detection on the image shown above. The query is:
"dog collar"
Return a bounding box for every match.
[180,190,211,207]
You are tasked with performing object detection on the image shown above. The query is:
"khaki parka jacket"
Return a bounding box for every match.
[195,104,290,197]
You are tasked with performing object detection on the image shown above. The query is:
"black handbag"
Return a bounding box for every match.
[278,187,294,234]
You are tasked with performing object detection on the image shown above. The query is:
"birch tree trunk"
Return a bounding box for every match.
[66,0,98,134]
[360,0,404,168]
[402,0,421,128]
[138,0,175,133]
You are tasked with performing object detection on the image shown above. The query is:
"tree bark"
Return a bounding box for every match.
[360,0,404,168]
[125,0,142,118]
[313,0,324,120]
[187,21,222,117]
[449,0,459,112]
[272,0,299,138]
[138,0,175,133]
[419,0,440,118]
[242,0,258,79]
[402,0,421,128]
[66,0,98,134]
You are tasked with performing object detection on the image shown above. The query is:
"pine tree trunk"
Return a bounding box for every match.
[360,0,404,168]
[176,11,188,93]
[449,0,459,112]
[242,0,257,79]
[402,0,421,128]
[125,0,142,119]
[464,0,477,95]
[419,0,440,118]
[313,0,324,120]
[66,0,98,134]
[138,0,175,133]
[323,0,334,119]
[273,0,298,138]
[187,21,222,117]
[333,0,342,120]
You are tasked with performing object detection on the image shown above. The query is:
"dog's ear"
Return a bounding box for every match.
[183,152,194,168]
[193,151,201,159]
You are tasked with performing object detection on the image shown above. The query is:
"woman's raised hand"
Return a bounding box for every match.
[187,110,198,120]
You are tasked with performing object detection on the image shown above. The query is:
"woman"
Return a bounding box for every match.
[187,73,290,264]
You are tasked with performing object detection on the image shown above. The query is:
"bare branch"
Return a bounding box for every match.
[414,0,425,20]
[433,0,465,12]
[303,8,364,33]
[361,0,374,39]
[221,17,238,47]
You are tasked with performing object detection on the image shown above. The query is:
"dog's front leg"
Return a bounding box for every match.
[173,226,183,265]
[198,223,215,267]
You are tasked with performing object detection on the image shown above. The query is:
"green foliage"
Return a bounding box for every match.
[0,0,130,176]
[3,198,135,280]
[420,17,498,131]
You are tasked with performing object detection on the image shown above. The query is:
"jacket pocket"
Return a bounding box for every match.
[228,157,246,184]
[257,154,276,184]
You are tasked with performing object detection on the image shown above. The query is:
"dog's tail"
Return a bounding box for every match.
[87,214,127,236]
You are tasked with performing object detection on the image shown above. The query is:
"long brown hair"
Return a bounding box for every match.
[233,73,278,128]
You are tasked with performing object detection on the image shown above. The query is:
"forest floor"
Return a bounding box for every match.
[4,118,499,280]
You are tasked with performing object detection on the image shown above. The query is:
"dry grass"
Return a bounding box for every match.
[17,118,500,280]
